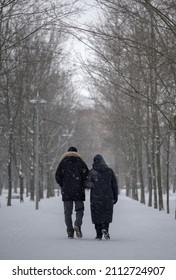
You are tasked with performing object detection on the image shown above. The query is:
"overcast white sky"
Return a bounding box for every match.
[66,0,101,104]
[72,0,100,55]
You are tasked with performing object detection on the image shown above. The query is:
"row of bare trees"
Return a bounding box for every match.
[1,0,176,215]
[82,0,176,213]
[0,0,81,205]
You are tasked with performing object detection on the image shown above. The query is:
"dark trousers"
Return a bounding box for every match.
[95,223,109,237]
[63,201,84,235]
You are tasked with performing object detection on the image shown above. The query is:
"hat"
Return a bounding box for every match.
[93,154,103,162]
[68,146,78,152]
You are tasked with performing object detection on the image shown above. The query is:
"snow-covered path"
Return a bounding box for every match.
[0,191,176,260]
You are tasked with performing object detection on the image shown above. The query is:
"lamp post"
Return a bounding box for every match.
[30,94,47,210]
[62,129,73,148]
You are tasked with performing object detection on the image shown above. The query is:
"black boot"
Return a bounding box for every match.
[67,228,74,239]
[74,226,83,238]
[95,224,102,240]
[102,223,110,240]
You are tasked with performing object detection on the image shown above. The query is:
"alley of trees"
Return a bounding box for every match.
[1,0,176,215]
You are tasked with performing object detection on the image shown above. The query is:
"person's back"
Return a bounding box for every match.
[90,168,115,201]
[88,154,118,240]
[56,151,88,201]
[55,146,89,239]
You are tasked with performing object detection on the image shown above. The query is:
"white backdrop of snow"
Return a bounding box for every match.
[0,190,176,260]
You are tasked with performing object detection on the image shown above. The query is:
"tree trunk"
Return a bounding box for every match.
[151,112,157,209]
[47,172,55,198]
[30,173,35,201]
[145,139,153,206]
[131,152,138,201]
[155,113,164,211]
[136,135,145,204]
[125,175,131,197]
[19,174,24,202]
[166,130,171,214]
[7,134,13,206]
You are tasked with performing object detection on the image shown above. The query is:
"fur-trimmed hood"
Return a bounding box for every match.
[59,151,83,162]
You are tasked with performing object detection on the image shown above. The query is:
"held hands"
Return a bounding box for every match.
[84,181,94,189]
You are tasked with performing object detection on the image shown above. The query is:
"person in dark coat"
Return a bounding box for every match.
[55,146,89,239]
[87,154,118,240]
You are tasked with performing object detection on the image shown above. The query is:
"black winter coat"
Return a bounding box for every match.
[87,154,118,224]
[55,152,89,201]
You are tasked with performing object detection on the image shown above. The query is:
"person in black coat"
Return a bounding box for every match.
[87,154,118,240]
[55,146,89,239]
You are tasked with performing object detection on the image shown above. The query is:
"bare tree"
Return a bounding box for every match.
[81,0,176,212]
[0,0,82,205]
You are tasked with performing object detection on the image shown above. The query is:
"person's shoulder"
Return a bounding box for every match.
[107,167,115,175]
[90,169,98,176]
[77,157,88,166]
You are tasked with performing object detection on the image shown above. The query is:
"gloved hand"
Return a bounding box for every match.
[84,181,94,189]
[112,199,117,204]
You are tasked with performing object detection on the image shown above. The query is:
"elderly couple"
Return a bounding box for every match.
[55,146,118,240]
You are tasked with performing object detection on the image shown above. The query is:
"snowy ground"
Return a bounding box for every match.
[0,190,176,260]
